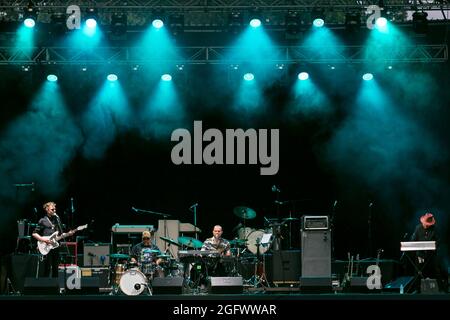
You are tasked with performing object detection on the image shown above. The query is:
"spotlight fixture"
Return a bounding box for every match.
[47,74,58,82]
[50,13,66,35]
[111,13,127,37]
[23,2,37,28]
[152,10,165,29]
[161,74,172,81]
[345,12,361,32]
[85,8,98,29]
[285,11,301,35]
[362,73,374,81]
[248,9,262,28]
[311,8,325,28]
[412,11,428,34]
[243,73,255,81]
[169,13,184,35]
[228,11,243,34]
[107,74,118,81]
[298,72,309,81]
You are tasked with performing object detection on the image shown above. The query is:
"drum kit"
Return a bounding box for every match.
[110,206,298,294]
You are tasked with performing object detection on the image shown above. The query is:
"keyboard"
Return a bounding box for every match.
[400,241,436,251]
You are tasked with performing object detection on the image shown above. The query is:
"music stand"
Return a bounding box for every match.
[400,241,436,293]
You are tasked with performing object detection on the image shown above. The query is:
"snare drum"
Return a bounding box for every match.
[114,264,126,285]
[119,269,148,296]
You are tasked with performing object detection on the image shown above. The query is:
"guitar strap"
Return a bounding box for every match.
[46,216,56,231]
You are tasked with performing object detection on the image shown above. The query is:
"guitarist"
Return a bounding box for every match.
[32,202,74,277]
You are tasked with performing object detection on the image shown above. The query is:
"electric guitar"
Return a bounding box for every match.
[37,224,88,255]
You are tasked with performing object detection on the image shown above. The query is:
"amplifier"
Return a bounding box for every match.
[83,243,110,267]
[302,216,329,230]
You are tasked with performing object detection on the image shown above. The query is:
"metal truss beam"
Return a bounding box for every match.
[0,1,449,11]
[0,44,447,65]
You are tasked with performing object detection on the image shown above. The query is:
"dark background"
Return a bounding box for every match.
[0,24,449,266]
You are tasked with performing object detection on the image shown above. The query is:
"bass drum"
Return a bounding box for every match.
[247,229,270,255]
[119,269,148,296]
[237,227,253,240]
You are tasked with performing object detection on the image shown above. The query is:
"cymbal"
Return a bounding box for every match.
[229,239,247,246]
[142,249,160,254]
[283,217,299,221]
[156,254,171,259]
[160,236,182,247]
[233,206,256,220]
[109,253,129,259]
[178,236,203,249]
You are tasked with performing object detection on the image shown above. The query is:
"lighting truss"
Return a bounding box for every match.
[0,44,447,65]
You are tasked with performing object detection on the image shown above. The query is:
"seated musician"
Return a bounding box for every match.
[130,231,162,268]
[201,225,231,276]
[410,212,447,292]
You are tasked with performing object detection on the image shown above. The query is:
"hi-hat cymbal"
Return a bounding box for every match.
[229,239,247,245]
[178,236,203,249]
[283,217,299,221]
[160,236,182,247]
[157,254,171,259]
[233,206,256,219]
[109,253,129,259]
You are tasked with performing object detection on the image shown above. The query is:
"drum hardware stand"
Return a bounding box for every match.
[247,240,270,288]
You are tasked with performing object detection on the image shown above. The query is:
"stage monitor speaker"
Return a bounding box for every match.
[301,230,331,277]
[300,277,332,293]
[152,277,184,294]
[266,250,301,284]
[83,243,110,267]
[347,277,382,293]
[421,279,440,294]
[384,276,414,293]
[208,277,243,294]
[64,277,100,294]
[24,277,60,295]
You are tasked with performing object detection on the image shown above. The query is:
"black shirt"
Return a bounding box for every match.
[33,215,61,237]
[410,224,438,259]
[130,242,160,262]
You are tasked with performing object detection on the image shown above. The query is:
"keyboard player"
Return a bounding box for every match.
[201,225,231,276]
[409,212,447,292]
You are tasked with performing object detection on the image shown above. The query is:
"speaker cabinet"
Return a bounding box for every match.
[208,277,243,294]
[152,277,184,294]
[301,230,331,277]
[265,250,301,285]
[83,243,110,267]
[24,277,60,295]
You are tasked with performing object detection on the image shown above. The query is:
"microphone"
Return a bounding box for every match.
[369,202,374,208]
[189,203,198,211]
[134,283,142,290]
[131,207,138,212]
[271,185,280,193]
[70,197,74,213]
[264,216,270,225]
[403,233,408,240]
[333,200,338,208]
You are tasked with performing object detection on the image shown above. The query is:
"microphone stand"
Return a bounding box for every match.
[132,207,172,252]
[367,202,373,259]
[331,201,337,261]
[189,204,199,240]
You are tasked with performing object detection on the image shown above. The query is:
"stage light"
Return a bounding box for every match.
[107,74,118,81]
[375,17,387,28]
[248,9,263,28]
[85,8,98,29]
[250,18,261,28]
[412,11,428,34]
[312,9,325,28]
[345,12,361,31]
[50,13,66,35]
[285,10,301,35]
[228,11,243,34]
[111,13,127,36]
[47,74,58,82]
[243,73,255,81]
[298,72,309,81]
[362,73,374,81]
[152,19,164,29]
[23,3,37,28]
[169,14,184,35]
[161,74,172,81]
[24,18,35,28]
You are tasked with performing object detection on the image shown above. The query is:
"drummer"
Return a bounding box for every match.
[130,231,162,266]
